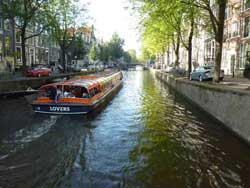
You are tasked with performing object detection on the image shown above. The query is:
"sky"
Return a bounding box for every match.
[86,0,141,56]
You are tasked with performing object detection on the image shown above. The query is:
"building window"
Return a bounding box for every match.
[204,40,216,65]
[5,36,11,56]
[232,22,239,37]
[244,0,250,10]
[225,5,232,20]
[211,41,215,59]
[240,44,250,68]
[244,17,250,37]
[16,47,21,61]
[16,31,21,43]
[224,26,229,39]
[4,19,10,31]
[28,38,33,45]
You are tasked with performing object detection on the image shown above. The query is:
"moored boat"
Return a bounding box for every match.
[32,71,123,114]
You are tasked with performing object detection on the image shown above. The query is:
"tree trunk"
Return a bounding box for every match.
[11,18,16,71]
[174,35,180,67]
[61,47,66,73]
[188,18,194,78]
[21,29,27,74]
[167,47,170,66]
[213,0,226,83]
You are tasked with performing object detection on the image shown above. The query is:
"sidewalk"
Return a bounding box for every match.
[0,71,80,81]
[219,76,250,90]
[0,71,23,80]
[182,75,250,91]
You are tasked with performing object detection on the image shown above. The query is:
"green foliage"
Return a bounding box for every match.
[128,49,138,63]
[123,49,138,64]
[46,0,86,71]
[2,0,49,28]
[99,43,110,63]
[89,42,99,61]
[130,0,200,63]
[244,63,250,79]
[47,0,80,47]
[88,33,126,64]
[70,34,87,59]
[108,33,124,61]
[123,51,132,63]
[2,0,50,70]
[140,47,156,62]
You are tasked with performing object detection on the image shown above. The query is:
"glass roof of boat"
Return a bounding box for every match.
[62,79,99,88]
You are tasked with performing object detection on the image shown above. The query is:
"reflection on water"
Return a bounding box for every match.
[0,71,250,188]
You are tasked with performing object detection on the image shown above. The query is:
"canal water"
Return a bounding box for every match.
[0,71,250,188]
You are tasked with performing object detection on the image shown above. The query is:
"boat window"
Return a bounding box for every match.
[71,86,82,98]
[89,89,95,97]
[94,87,99,94]
[81,87,90,98]
[45,86,57,100]
[63,86,75,98]
[89,87,100,97]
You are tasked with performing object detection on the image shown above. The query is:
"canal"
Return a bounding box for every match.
[0,71,250,188]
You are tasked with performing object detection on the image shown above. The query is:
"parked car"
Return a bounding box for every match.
[163,66,173,73]
[170,66,186,76]
[70,64,88,72]
[190,66,224,82]
[26,65,52,77]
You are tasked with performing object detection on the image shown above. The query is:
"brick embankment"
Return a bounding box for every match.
[152,69,250,145]
[0,71,96,97]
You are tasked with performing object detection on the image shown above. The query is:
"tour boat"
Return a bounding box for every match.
[32,71,123,114]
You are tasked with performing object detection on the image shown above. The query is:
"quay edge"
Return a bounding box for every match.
[0,71,97,97]
[151,69,250,145]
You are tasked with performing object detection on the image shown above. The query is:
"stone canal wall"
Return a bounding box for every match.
[0,71,95,95]
[153,69,250,145]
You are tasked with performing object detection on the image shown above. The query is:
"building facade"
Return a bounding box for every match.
[15,28,60,68]
[203,0,249,76]
[157,0,250,76]
[0,4,60,72]
[0,18,15,72]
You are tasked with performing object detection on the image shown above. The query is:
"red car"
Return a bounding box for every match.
[26,65,52,77]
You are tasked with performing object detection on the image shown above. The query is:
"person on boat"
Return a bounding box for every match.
[82,91,89,98]
[47,86,57,100]
[55,87,62,103]
[71,87,81,98]
[80,87,89,98]
[63,90,71,98]
[63,87,73,98]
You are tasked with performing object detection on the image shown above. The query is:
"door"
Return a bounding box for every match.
[230,55,235,76]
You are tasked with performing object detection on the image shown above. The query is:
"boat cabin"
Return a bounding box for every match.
[32,71,123,114]
[36,72,122,105]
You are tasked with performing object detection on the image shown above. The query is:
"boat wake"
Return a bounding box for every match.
[1,115,60,153]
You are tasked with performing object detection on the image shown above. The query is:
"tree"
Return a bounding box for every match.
[130,0,186,68]
[140,46,156,63]
[127,49,138,63]
[2,0,50,73]
[184,0,227,82]
[70,34,87,60]
[99,43,110,63]
[89,42,99,62]
[123,51,132,64]
[108,33,124,62]
[48,0,84,72]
